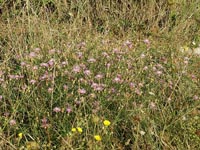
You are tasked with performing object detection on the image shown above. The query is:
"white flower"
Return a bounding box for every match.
[140,131,146,136]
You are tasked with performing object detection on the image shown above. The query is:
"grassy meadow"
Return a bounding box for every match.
[0,0,200,149]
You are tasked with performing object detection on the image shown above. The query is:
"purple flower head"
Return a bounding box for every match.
[113,75,122,83]
[113,48,120,54]
[87,58,96,63]
[193,95,199,100]
[80,63,86,69]
[75,100,81,105]
[144,39,150,45]
[20,62,26,67]
[155,71,162,76]
[63,85,68,90]
[106,63,111,68]
[91,83,105,91]
[124,40,133,49]
[48,87,53,93]
[78,88,86,94]
[0,78,4,83]
[113,77,121,83]
[61,61,68,66]
[84,70,91,76]
[130,82,136,88]
[29,52,37,58]
[53,107,61,113]
[41,117,48,124]
[40,63,49,68]
[95,74,103,80]
[48,59,55,67]
[149,102,157,110]
[41,117,49,129]
[135,88,142,95]
[10,119,16,126]
[110,88,116,93]
[66,107,72,113]
[76,52,83,59]
[4,112,10,117]
[143,66,148,70]
[30,79,36,84]
[33,65,38,70]
[72,65,81,73]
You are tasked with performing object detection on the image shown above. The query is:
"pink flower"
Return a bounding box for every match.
[61,61,68,66]
[76,52,83,58]
[87,58,96,63]
[95,74,103,80]
[149,102,157,110]
[66,107,72,113]
[144,39,150,45]
[72,65,81,73]
[30,79,36,84]
[110,88,116,93]
[130,82,136,88]
[0,78,4,83]
[113,75,122,83]
[113,77,121,83]
[143,66,148,70]
[41,117,50,129]
[91,83,105,91]
[80,64,86,69]
[124,40,133,49]
[84,70,91,76]
[193,95,199,100]
[29,52,37,58]
[138,83,143,87]
[48,87,53,93]
[40,63,49,68]
[135,88,142,95]
[20,62,26,66]
[48,59,55,67]
[41,117,47,124]
[63,85,68,90]
[10,119,16,126]
[156,71,162,76]
[113,48,120,54]
[78,88,86,94]
[33,65,38,70]
[53,107,61,113]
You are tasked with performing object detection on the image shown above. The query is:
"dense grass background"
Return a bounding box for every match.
[0,0,200,149]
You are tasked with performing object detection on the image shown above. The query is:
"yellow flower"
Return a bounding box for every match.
[103,120,111,126]
[26,141,40,150]
[94,135,101,141]
[18,133,23,139]
[71,128,77,132]
[77,127,83,133]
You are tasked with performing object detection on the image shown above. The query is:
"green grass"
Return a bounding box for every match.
[0,0,200,149]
